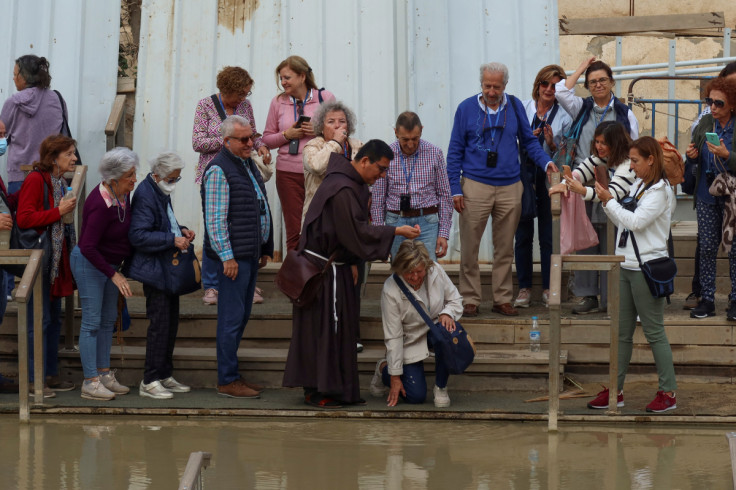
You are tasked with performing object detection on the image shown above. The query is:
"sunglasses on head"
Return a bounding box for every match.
[705,97,726,108]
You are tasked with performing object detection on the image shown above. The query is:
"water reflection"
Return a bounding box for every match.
[0,416,731,489]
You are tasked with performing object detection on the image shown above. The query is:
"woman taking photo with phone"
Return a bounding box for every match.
[262,56,335,251]
[685,76,736,320]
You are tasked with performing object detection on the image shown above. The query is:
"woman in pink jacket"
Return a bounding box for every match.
[262,56,334,251]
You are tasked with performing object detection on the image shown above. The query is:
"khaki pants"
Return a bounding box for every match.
[459,178,522,306]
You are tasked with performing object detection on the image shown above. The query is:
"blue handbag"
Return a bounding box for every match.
[160,242,201,295]
[393,274,475,375]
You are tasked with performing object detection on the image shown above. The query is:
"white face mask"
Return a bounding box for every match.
[157,179,176,195]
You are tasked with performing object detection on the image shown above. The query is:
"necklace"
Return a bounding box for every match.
[105,182,127,223]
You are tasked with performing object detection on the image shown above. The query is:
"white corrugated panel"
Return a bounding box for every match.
[134,0,558,262]
[0,0,121,188]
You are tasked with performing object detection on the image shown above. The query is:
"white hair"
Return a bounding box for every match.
[220,115,251,138]
[480,62,509,85]
[149,151,185,178]
[99,147,138,183]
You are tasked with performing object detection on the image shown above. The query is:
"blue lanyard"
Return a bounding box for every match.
[217,94,227,114]
[400,153,414,191]
[292,89,311,121]
[595,94,614,127]
[484,105,502,147]
[343,143,350,158]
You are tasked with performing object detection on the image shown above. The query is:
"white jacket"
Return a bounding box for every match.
[380,263,463,375]
[603,178,676,270]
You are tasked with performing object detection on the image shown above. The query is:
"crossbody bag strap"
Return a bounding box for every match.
[211,94,227,121]
[392,273,440,335]
[54,90,73,138]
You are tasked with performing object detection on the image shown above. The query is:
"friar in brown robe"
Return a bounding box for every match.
[283,140,420,406]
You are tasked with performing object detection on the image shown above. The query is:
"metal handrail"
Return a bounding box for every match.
[178,451,212,490]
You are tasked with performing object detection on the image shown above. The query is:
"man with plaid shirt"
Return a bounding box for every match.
[370,111,452,261]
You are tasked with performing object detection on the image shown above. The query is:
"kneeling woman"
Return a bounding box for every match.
[372,240,463,407]
[590,136,677,412]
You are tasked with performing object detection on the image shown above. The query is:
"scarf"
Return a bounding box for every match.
[49,174,77,283]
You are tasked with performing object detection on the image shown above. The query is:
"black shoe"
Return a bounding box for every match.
[690,299,715,319]
[572,296,599,315]
[683,292,699,310]
[728,301,736,321]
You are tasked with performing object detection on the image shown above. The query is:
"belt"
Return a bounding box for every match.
[304,250,344,333]
[388,206,439,218]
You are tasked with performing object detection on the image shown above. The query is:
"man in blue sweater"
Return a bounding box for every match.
[447,62,558,317]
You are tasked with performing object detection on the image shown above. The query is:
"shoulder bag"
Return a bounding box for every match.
[5,171,52,276]
[392,273,475,375]
[160,242,201,295]
[630,231,677,300]
[274,249,337,307]
[54,90,82,165]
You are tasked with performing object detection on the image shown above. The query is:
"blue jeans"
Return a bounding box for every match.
[201,252,219,291]
[71,247,119,379]
[381,339,450,404]
[385,211,440,261]
[216,257,258,385]
[0,270,7,321]
[6,181,22,294]
[514,165,553,290]
[26,276,62,381]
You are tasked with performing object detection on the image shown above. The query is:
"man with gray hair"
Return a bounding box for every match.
[201,115,274,398]
[447,62,558,317]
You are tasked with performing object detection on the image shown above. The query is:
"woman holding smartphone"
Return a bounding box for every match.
[686,76,736,320]
[262,56,335,251]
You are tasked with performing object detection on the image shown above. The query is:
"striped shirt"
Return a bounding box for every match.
[572,155,635,202]
[203,158,271,262]
[370,139,453,239]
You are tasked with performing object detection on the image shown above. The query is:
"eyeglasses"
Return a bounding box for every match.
[372,161,389,173]
[229,135,255,144]
[588,77,610,86]
[160,175,182,184]
[705,97,726,108]
[538,80,555,88]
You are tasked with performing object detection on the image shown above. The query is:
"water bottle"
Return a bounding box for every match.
[529,316,541,352]
[0,212,9,250]
[61,186,75,224]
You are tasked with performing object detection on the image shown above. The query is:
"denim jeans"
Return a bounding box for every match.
[381,338,450,404]
[26,276,62,381]
[514,165,553,290]
[216,257,258,385]
[71,246,119,379]
[201,252,219,291]
[385,211,440,261]
[5,181,22,295]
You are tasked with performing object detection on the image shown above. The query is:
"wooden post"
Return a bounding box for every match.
[550,172,561,255]
[725,432,736,489]
[32,274,43,405]
[548,255,563,432]
[63,165,87,351]
[607,262,620,415]
[17,289,29,422]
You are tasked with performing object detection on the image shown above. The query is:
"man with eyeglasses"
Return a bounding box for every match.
[201,115,274,399]
[371,111,453,262]
[447,62,558,317]
[283,139,420,409]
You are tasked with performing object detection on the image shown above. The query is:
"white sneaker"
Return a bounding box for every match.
[99,370,130,395]
[161,376,191,393]
[81,379,115,401]
[433,385,451,408]
[203,288,218,305]
[514,288,531,308]
[369,359,387,397]
[139,380,174,400]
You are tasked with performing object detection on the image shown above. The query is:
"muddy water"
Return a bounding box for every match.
[0,416,732,489]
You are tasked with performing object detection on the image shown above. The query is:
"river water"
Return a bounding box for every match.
[0,415,732,489]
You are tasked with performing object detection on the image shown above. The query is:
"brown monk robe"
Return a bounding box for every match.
[283,145,406,407]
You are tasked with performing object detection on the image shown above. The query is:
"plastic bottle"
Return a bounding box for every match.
[529,316,541,352]
[61,186,75,224]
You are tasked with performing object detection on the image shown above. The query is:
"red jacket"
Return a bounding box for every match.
[16,169,73,298]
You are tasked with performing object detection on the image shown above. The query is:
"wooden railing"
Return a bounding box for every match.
[178,451,212,490]
[105,94,127,151]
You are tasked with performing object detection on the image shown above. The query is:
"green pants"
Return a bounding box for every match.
[617,268,677,392]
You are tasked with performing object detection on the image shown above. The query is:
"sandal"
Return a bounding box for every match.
[304,393,343,409]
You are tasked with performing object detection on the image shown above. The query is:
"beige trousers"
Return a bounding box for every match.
[459,178,522,306]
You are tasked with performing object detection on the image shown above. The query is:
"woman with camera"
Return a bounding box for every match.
[685,77,736,320]
[588,136,677,413]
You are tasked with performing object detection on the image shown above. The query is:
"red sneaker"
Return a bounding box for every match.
[587,386,624,409]
[646,391,676,413]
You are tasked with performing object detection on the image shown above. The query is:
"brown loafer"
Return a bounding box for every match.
[492,303,519,316]
[463,304,479,317]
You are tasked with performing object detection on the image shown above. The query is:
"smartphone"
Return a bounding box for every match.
[705,132,721,146]
[594,164,609,188]
[562,165,572,180]
[295,115,311,128]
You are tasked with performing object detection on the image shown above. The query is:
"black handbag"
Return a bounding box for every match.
[630,232,677,300]
[393,273,475,375]
[4,172,52,277]
[681,160,697,195]
[519,163,537,221]
[160,242,201,295]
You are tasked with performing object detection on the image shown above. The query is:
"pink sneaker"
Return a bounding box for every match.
[587,386,624,409]
[253,287,264,304]
[203,288,218,305]
[646,391,676,413]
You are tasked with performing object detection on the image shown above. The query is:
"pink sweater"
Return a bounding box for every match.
[261,88,335,173]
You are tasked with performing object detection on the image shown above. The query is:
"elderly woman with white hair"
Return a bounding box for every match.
[71,147,138,401]
[301,100,362,221]
[128,151,196,399]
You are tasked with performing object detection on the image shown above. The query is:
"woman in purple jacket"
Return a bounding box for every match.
[70,147,138,401]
